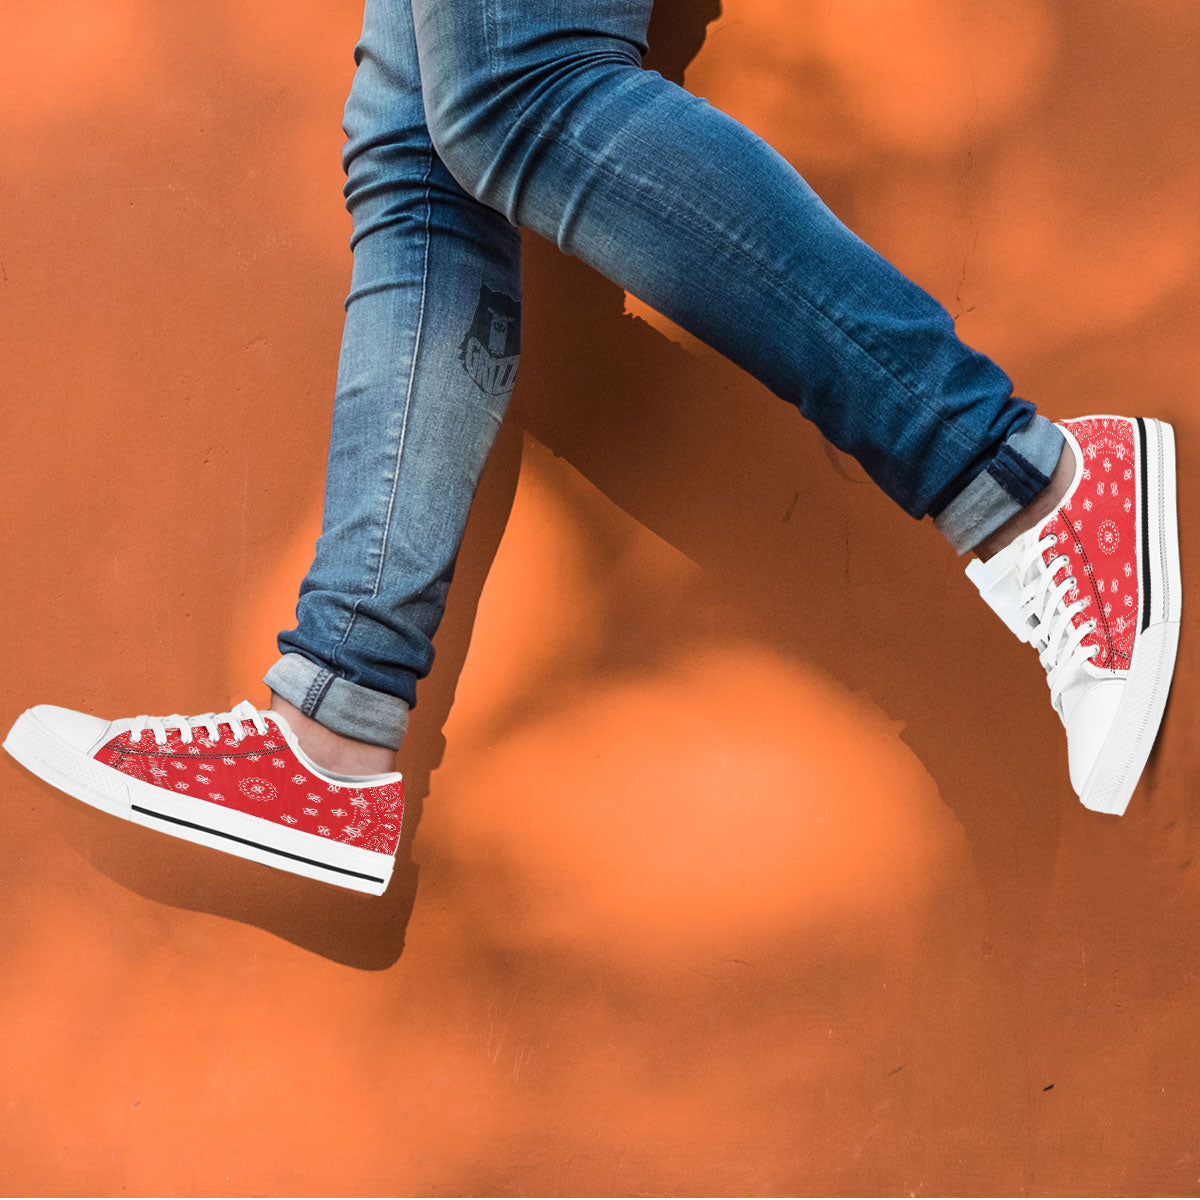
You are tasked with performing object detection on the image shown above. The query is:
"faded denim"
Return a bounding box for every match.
[266,0,1064,749]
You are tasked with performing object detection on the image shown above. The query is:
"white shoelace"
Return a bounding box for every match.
[128,698,269,746]
[1017,531,1100,713]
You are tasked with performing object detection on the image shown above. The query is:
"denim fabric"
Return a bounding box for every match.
[266,0,1064,750]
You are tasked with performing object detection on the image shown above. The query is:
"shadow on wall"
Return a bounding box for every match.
[47,0,749,963]
[18,0,1199,952]
[4,0,1200,1189]
[61,0,1194,972]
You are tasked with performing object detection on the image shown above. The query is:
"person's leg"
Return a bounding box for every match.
[262,0,523,765]
[5,1,1176,893]
[397,1,1180,822]
[3,0,516,893]
[408,0,1064,556]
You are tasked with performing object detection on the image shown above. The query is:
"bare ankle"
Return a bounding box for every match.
[267,693,397,777]
[972,440,1076,561]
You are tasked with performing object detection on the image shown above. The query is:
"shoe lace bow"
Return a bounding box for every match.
[128,698,269,746]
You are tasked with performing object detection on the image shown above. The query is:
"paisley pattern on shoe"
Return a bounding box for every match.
[966,415,1180,815]
[3,699,403,894]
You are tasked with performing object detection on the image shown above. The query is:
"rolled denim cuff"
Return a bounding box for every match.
[933,413,1066,555]
[263,652,410,751]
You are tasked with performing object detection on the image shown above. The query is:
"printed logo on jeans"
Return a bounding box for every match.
[459,284,520,396]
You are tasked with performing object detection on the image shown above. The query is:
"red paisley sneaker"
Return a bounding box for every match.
[966,415,1180,815]
[2,699,403,894]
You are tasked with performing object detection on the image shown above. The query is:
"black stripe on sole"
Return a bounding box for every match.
[1135,416,1152,632]
[131,804,386,884]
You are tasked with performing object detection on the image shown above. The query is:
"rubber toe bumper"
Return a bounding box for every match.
[27,705,113,755]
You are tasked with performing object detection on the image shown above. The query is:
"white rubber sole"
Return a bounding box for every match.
[1079,417,1181,815]
[2,708,394,895]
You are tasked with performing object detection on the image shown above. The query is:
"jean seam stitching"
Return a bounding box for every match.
[330,142,437,669]
[1010,444,1052,486]
[986,457,1046,504]
[302,668,332,713]
[309,671,337,714]
[928,410,1043,518]
[988,441,1052,501]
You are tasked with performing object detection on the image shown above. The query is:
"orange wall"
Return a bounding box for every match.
[3,0,1199,1194]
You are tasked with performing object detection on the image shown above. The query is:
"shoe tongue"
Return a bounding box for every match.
[964,527,1038,643]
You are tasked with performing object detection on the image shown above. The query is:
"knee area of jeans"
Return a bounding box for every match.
[420,51,646,211]
[417,66,526,209]
[340,119,437,197]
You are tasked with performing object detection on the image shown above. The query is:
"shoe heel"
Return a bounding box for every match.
[1137,417,1181,627]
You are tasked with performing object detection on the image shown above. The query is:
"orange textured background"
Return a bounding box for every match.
[3,0,1200,1194]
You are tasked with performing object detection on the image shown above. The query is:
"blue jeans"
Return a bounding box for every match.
[264,0,1065,750]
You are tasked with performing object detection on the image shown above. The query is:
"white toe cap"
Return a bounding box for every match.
[1064,680,1124,796]
[28,705,114,755]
